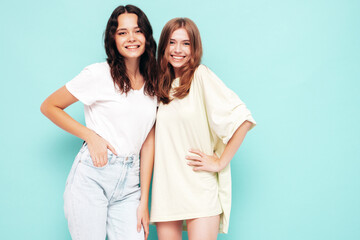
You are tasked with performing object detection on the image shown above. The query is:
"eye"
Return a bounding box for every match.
[117,32,126,36]
[184,42,190,46]
[169,40,175,45]
[135,29,143,33]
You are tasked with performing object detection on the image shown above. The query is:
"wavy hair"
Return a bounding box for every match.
[104,5,157,96]
[157,18,202,104]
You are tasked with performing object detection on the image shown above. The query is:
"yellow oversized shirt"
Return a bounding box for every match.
[150,65,256,233]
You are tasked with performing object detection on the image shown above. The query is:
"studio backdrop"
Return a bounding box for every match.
[1,0,359,239]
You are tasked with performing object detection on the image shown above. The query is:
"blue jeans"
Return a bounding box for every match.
[64,144,144,240]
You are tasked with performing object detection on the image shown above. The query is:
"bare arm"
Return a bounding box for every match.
[40,86,117,166]
[136,125,155,239]
[139,125,155,207]
[217,120,253,170]
[187,120,253,172]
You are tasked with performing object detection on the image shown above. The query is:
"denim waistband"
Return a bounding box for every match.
[80,142,139,165]
[107,153,139,164]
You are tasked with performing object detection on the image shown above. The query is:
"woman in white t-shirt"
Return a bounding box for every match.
[40,5,157,240]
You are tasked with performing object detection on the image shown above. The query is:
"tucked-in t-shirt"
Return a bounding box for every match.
[150,65,256,233]
[66,62,157,156]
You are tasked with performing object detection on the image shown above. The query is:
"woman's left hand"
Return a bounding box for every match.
[186,149,223,172]
[136,202,149,240]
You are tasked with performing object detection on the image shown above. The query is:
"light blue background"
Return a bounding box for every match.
[1,0,359,239]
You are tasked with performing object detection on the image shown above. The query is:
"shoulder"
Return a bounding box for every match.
[194,64,219,79]
[193,64,220,86]
[79,62,111,82]
[194,64,211,77]
[193,64,208,84]
[84,62,109,73]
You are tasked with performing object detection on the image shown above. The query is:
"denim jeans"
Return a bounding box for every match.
[64,144,144,240]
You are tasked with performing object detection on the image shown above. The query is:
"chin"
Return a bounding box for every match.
[171,62,186,68]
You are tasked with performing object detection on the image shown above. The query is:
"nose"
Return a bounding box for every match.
[128,32,135,42]
[174,43,182,53]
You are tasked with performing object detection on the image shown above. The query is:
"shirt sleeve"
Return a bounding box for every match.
[65,66,99,105]
[197,65,256,144]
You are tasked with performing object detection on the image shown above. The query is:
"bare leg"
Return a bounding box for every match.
[187,215,220,240]
[156,221,183,240]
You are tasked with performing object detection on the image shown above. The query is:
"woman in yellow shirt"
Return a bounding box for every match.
[150,18,256,240]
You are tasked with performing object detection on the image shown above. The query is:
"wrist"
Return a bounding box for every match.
[138,202,148,210]
[139,198,149,207]
[217,158,227,172]
[83,129,97,143]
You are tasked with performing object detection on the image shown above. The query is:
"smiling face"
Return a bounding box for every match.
[167,28,191,77]
[115,13,145,61]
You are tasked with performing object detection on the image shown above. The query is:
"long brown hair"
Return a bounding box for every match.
[104,5,157,96]
[157,18,202,104]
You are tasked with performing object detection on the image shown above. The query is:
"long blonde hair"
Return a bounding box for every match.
[157,18,203,104]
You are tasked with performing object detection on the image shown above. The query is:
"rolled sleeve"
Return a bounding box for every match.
[198,65,256,144]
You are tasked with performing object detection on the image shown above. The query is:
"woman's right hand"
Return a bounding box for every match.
[40,86,118,167]
[86,131,118,167]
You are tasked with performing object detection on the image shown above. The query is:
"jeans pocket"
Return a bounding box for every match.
[80,151,111,169]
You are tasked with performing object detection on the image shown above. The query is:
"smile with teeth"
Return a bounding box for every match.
[125,45,140,49]
[171,55,185,60]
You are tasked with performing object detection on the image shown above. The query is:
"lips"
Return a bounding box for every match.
[125,45,140,49]
[171,55,185,60]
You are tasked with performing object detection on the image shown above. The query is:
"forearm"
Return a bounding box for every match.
[218,120,253,170]
[40,86,95,142]
[42,104,93,141]
[139,126,155,205]
[139,156,153,205]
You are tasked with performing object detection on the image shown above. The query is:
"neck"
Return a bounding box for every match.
[125,58,141,78]
[174,68,181,79]
[125,58,144,90]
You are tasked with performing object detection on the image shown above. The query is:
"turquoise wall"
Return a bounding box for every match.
[1,0,359,239]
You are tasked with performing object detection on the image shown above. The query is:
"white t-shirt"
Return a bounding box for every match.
[66,62,157,156]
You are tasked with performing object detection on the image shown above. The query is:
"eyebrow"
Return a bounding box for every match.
[116,26,140,32]
[170,38,190,42]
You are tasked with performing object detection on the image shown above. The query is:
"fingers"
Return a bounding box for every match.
[185,155,202,161]
[92,156,99,167]
[90,152,108,167]
[107,143,118,156]
[100,154,108,167]
[188,149,205,157]
[188,162,204,171]
[186,149,221,172]
[143,218,149,240]
[193,166,204,171]
[87,136,114,167]
[186,149,206,171]
[137,215,142,233]
[187,160,203,167]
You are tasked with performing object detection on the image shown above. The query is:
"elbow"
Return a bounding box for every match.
[40,100,50,116]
